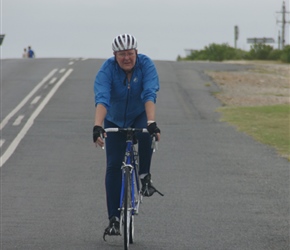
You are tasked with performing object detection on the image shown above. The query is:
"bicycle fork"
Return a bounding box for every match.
[119,163,141,215]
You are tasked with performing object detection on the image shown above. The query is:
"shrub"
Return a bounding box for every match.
[186,43,243,61]
[181,43,289,63]
[248,44,274,60]
[280,45,290,63]
[268,49,282,60]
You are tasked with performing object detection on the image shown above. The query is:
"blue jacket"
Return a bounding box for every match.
[94,54,159,127]
[28,49,34,58]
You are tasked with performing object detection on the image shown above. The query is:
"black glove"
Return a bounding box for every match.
[147,122,161,136]
[93,125,105,142]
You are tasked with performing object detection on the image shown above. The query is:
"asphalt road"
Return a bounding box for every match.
[1,58,289,250]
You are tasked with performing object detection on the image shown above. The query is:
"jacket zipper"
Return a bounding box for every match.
[123,77,131,127]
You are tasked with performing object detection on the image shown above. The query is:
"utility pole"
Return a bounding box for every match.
[278,31,281,50]
[276,1,290,49]
[234,25,239,49]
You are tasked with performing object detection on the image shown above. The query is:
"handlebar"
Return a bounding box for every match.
[102,127,158,152]
[105,128,148,133]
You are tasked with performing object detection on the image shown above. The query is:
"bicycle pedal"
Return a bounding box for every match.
[156,189,164,196]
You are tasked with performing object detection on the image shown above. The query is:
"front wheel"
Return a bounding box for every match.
[129,215,134,244]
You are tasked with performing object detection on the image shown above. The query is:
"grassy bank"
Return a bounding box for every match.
[218,104,290,160]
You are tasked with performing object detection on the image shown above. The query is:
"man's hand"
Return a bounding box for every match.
[147,122,161,141]
[93,125,106,147]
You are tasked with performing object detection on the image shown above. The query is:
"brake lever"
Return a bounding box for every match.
[101,134,105,150]
[151,135,158,152]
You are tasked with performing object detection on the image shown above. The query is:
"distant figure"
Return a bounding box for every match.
[28,46,35,58]
[22,48,28,58]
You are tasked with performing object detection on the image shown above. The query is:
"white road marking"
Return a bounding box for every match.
[12,115,25,126]
[0,69,73,168]
[68,62,74,65]
[31,95,42,105]
[59,68,66,73]
[49,77,57,84]
[0,69,58,131]
[0,139,5,148]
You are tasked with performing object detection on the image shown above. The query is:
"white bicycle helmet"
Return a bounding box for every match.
[112,34,137,52]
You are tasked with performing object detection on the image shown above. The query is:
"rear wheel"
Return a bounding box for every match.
[132,146,141,214]
[123,167,131,250]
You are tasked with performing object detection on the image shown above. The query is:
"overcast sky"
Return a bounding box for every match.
[1,0,289,60]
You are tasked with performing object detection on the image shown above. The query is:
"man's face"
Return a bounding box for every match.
[114,49,137,72]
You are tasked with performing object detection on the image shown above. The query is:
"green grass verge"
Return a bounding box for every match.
[218,104,290,160]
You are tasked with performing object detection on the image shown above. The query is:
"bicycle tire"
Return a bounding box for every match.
[129,215,134,244]
[132,146,141,214]
[129,146,139,244]
[123,167,131,250]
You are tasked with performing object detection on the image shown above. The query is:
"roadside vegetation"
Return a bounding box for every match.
[219,105,289,160]
[178,43,290,63]
[193,48,290,160]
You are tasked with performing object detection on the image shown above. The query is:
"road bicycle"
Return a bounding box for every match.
[103,127,160,250]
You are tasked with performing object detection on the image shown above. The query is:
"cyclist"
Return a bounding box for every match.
[93,34,161,237]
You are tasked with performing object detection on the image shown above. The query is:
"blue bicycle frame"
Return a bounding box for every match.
[119,130,141,216]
